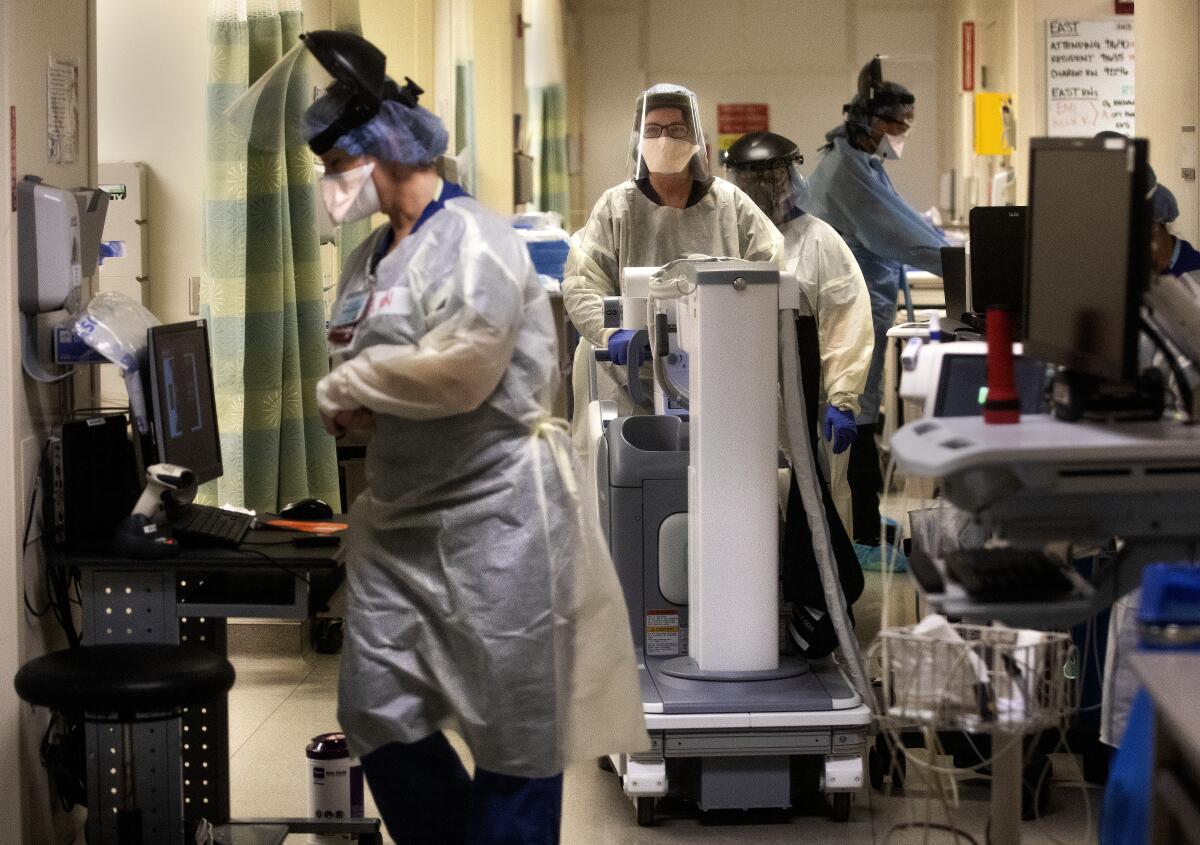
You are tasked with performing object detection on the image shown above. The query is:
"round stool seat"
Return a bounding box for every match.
[14,643,235,717]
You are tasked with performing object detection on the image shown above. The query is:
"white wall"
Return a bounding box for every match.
[1137,0,1199,245]
[3,0,98,840]
[570,0,951,227]
[97,0,207,324]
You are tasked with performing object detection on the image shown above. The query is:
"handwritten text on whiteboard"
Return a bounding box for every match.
[1046,18,1135,137]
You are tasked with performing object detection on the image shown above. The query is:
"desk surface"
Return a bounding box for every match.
[1133,652,1200,775]
[49,525,345,571]
[891,414,1200,478]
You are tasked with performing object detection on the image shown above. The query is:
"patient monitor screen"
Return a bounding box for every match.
[1025,146,1135,382]
[149,322,222,483]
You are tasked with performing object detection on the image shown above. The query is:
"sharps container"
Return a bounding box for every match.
[307,732,364,843]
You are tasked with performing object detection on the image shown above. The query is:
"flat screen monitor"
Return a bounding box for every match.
[969,205,1027,315]
[940,246,968,321]
[147,321,223,484]
[1023,137,1150,383]
[933,353,1049,417]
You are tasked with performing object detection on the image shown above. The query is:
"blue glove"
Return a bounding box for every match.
[607,329,647,367]
[823,406,857,455]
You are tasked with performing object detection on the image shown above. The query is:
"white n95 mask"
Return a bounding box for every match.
[320,162,381,224]
[878,133,906,161]
[639,137,697,174]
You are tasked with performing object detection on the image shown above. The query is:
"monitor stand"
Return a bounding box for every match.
[1050,368,1165,422]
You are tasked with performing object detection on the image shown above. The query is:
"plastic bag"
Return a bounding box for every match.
[74,291,160,433]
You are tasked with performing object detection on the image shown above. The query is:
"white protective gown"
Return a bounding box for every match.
[777,212,873,416]
[317,185,648,777]
[563,176,784,451]
[777,212,874,524]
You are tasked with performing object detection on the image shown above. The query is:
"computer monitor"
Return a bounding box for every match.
[147,321,223,484]
[1023,137,1151,384]
[940,246,968,321]
[933,353,1049,417]
[969,206,1027,315]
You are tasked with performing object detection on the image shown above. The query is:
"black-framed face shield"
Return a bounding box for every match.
[300,30,423,155]
[722,131,810,224]
[221,30,423,155]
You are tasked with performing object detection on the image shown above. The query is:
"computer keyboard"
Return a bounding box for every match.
[907,549,946,594]
[171,504,253,548]
[942,548,1075,602]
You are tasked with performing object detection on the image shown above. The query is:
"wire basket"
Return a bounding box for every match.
[872,624,1075,734]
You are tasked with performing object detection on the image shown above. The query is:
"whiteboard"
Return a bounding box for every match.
[1046,18,1135,137]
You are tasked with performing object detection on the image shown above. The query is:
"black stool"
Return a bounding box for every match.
[15,643,235,844]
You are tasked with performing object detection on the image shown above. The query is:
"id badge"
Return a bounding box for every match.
[327,287,371,346]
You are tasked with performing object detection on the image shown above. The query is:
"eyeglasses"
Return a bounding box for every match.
[643,123,691,140]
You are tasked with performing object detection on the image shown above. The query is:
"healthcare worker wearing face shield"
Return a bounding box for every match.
[254,31,648,844]
[563,83,784,453]
[805,57,948,547]
[724,131,873,654]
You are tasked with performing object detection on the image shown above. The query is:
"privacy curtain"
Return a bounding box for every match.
[203,0,339,512]
[523,0,569,220]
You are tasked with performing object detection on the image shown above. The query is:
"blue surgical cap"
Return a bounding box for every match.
[304,99,448,166]
[1150,182,1180,224]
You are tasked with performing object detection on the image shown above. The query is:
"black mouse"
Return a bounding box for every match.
[279,498,334,521]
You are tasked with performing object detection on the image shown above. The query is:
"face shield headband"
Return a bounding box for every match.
[300,30,425,155]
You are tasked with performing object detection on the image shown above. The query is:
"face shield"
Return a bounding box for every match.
[722,131,810,225]
[627,83,709,181]
[221,30,425,156]
[845,55,915,146]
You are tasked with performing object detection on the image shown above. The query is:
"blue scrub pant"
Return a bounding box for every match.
[360,733,564,845]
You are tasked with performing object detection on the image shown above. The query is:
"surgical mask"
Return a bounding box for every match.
[320,161,381,224]
[877,132,906,161]
[639,137,697,174]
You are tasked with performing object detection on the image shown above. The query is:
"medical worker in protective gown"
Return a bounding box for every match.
[280,31,645,845]
[806,57,947,545]
[723,130,873,656]
[564,83,783,453]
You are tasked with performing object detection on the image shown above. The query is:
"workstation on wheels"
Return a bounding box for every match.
[5,2,1200,844]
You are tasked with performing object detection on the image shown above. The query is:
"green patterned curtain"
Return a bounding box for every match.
[522,0,570,219]
[527,85,569,218]
[202,0,339,512]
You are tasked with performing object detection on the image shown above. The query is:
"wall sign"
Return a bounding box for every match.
[962,22,975,92]
[717,103,769,153]
[1046,18,1135,137]
[9,106,16,212]
[47,56,79,164]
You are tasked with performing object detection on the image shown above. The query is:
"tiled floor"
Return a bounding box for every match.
[226,604,1102,844]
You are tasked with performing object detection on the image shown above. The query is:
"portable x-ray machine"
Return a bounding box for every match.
[585,259,872,826]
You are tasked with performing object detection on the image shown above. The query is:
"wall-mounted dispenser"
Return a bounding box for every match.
[17,175,109,382]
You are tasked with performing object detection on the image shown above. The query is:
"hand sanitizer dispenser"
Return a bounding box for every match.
[17,175,109,381]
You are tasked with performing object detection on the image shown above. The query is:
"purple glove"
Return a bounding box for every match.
[607,329,647,367]
[823,406,857,455]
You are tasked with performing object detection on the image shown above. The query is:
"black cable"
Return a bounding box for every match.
[228,546,312,586]
[1141,316,1195,418]
[23,441,54,618]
